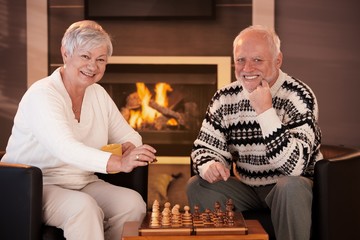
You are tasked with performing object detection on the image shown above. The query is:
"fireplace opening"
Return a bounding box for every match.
[99,57,231,157]
[100,63,218,156]
[121,82,201,132]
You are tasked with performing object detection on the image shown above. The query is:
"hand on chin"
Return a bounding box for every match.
[241,79,261,93]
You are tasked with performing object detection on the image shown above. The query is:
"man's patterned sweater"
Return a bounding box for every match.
[191,70,322,186]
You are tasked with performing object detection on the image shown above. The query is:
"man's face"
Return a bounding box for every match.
[234,32,282,93]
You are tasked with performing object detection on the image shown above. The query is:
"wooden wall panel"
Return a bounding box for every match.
[48,0,252,65]
[276,0,360,147]
[0,0,27,149]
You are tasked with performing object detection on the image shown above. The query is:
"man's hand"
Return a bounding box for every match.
[203,162,230,183]
[248,80,272,115]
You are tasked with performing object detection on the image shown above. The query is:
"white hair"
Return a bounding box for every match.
[233,25,281,58]
[61,20,113,57]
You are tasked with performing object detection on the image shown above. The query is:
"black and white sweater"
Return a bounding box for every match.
[191,70,322,187]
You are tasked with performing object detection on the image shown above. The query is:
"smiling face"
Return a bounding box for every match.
[61,44,108,89]
[234,31,282,92]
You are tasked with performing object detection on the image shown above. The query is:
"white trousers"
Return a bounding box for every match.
[43,180,146,240]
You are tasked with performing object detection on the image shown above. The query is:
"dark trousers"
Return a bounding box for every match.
[186,175,313,240]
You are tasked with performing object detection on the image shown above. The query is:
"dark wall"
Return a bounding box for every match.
[276,0,360,147]
[48,0,252,63]
[0,0,27,150]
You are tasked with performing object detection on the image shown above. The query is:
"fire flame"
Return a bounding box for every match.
[128,82,174,129]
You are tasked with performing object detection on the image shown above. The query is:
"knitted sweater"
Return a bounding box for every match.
[191,70,322,187]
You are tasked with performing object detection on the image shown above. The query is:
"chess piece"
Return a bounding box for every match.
[182,206,192,226]
[227,210,235,226]
[161,202,171,227]
[226,198,234,213]
[214,201,221,213]
[171,204,182,227]
[152,199,160,212]
[150,200,160,227]
[192,205,204,226]
[215,209,224,226]
[225,198,235,226]
[203,208,213,226]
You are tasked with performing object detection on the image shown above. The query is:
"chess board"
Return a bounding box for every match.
[138,203,248,236]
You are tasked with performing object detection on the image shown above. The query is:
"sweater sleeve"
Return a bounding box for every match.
[191,90,232,176]
[256,93,322,176]
[105,90,142,147]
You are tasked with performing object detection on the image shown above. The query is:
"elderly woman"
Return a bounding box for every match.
[2,20,156,240]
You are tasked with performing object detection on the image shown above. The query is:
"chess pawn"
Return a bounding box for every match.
[183,206,191,217]
[163,202,171,215]
[161,202,171,227]
[182,206,192,226]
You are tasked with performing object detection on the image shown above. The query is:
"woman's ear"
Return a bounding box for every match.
[60,46,67,63]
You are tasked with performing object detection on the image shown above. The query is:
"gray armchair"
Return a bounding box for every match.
[0,151,148,240]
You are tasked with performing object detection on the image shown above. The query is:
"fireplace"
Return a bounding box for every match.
[100,56,231,162]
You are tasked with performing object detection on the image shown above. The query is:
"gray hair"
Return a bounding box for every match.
[61,20,113,57]
[233,25,281,58]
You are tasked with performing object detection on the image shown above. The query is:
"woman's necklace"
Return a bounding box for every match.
[72,101,82,114]
[72,107,80,114]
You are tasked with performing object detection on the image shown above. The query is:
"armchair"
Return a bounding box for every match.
[0,151,148,240]
[188,144,360,240]
[240,145,360,240]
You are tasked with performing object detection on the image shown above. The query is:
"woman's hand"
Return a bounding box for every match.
[122,142,136,155]
[106,143,157,174]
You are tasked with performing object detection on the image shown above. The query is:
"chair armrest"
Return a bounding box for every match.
[0,162,43,240]
[96,165,148,203]
[312,151,360,240]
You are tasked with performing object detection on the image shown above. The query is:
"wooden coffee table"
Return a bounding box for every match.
[122,219,268,240]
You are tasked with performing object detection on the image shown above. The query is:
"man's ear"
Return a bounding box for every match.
[276,52,283,68]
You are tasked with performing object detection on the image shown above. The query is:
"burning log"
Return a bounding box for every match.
[149,100,186,126]
[120,92,141,121]
[120,83,201,131]
[168,93,184,110]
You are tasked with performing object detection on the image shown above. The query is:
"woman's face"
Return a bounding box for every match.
[61,45,108,87]
[234,32,282,93]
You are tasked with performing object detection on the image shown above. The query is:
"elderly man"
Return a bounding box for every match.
[187,25,322,240]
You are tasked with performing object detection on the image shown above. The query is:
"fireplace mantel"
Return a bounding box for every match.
[108,56,232,89]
